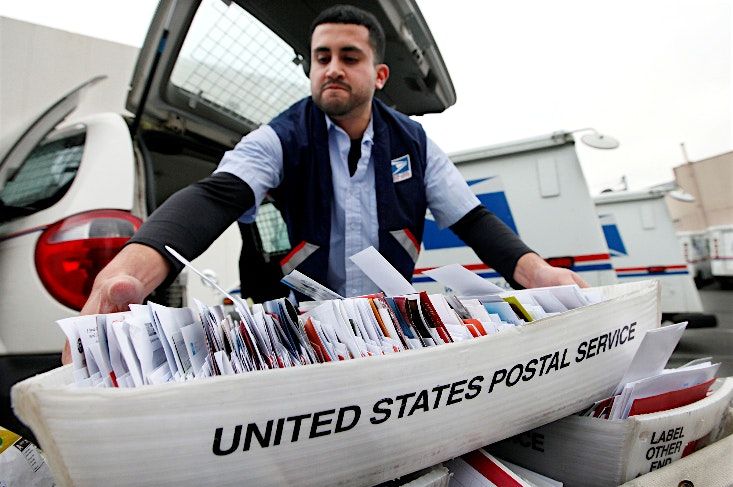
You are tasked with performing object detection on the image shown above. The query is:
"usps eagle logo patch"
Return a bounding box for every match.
[391,154,412,183]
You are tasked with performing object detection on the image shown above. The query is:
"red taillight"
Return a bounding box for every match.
[546,256,575,269]
[35,210,142,310]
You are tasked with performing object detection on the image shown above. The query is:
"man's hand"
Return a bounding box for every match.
[513,252,589,289]
[61,244,171,364]
[80,275,147,315]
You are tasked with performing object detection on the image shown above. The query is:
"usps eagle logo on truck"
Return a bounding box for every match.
[598,214,628,257]
[423,176,518,250]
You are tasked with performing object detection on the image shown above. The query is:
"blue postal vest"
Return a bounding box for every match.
[269,97,428,290]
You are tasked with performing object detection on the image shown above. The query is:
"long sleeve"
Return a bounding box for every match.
[128,172,255,279]
[449,205,534,288]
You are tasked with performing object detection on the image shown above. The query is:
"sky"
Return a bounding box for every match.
[1,0,730,194]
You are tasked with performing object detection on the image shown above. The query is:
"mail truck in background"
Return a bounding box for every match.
[677,230,713,288]
[708,224,733,289]
[414,131,618,292]
[664,150,733,289]
[595,190,716,327]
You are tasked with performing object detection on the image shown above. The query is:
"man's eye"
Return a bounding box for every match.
[344,57,358,64]
[316,56,330,64]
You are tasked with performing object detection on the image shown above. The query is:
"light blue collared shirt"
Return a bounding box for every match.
[215,115,479,297]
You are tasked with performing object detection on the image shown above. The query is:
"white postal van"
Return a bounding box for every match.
[677,230,713,288]
[0,0,456,436]
[0,0,454,356]
[414,131,618,292]
[595,190,716,327]
[708,224,733,289]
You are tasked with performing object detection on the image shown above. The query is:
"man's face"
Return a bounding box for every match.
[310,23,389,118]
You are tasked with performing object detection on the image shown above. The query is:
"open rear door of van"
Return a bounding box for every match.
[127,0,457,147]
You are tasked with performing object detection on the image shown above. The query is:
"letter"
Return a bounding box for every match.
[447,380,467,405]
[646,446,656,461]
[489,369,507,393]
[597,333,608,354]
[546,351,560,373]
[243,420,273,451]
[560,348,571,369]
[628,322,636,342]
[465,375,484,399]
[432,384,450,408]
[273,418,285,446]
[517,433,531,448]
[286,413,312,442]
[673,427,684,441]
[213,425,241,456]
[532,432,545,453]
[650,430,661,445]
[522,359,538,381]
[576,341,588,363]
[619,325,629,344]
[395,392,417,418]
[408,390,430,416]
[538,353,552,375]
[587,336,599,359]
[335,406,361,433]
[309,409,335,439]
[671,440,682,455]
[610,328,620,348]
[519,433,532,448]
[370,398,393,424]
[506,364,523,387]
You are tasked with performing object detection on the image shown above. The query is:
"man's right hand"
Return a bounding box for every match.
[61,244,171,364]
[80,275,147,315]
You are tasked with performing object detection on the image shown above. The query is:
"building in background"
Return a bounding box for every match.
[0,17,138,159]
[665,151,733,288]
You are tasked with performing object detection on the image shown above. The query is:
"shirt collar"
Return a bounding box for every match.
[325,114,374,146]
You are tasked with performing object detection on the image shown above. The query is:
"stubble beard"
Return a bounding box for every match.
[314,85,371,118]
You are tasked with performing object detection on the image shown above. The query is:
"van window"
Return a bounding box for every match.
[0,126,85,220]
[255,202,291,257]
[170,0,310,127]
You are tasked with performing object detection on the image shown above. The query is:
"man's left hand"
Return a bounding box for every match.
[513,252,589,288]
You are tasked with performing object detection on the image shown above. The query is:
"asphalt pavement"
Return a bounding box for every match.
[669,281,733,376]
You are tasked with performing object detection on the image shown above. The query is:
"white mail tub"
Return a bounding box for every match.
[12,280,660,487]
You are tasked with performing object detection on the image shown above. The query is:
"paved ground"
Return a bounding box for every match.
[669,281,733,376]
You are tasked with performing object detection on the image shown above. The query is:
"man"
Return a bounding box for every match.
[63,5,585,362]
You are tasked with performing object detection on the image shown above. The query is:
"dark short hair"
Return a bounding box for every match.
[309,4,386,63]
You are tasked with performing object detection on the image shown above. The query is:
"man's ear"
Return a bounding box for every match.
[375,64,389,90]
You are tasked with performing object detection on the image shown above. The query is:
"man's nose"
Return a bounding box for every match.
[325,59,345,79]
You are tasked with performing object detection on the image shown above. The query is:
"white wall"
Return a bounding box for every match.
[0,17,139,158]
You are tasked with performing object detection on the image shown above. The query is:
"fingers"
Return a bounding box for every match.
[80,275,146,315]
[531,266,588,288]
[62,339,72,365]
[106,276,145,310]
[572,272,590,288]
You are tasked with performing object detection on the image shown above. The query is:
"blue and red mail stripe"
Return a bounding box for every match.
[615,264,689,278]
[412,253,614,283]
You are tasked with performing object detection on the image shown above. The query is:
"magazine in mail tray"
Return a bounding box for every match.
[491,377,733,487]
[13,280,658,487]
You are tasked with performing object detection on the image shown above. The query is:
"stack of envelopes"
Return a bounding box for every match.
[57,283,602,389]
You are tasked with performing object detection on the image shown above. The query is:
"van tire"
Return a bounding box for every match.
[665,312,717,328]
[718,277,733,290]
[693,274,704,289]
